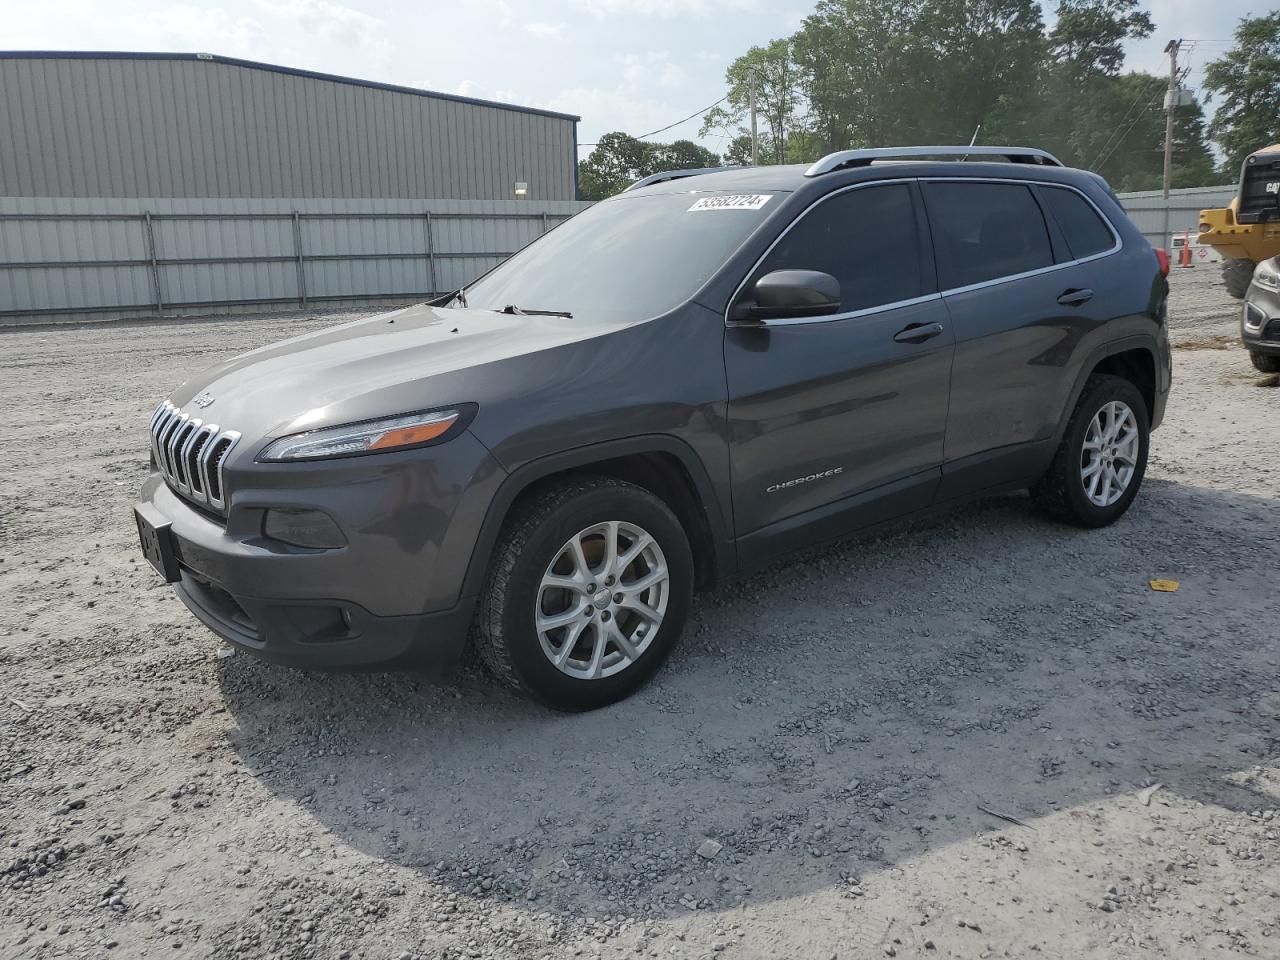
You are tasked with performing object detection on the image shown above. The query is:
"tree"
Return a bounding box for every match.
[699,39,804,165]
[576,133,719,200]
[1026,0,1157,181]
[651,139,721,171]
[1048,0,1152,76]
[789,0,1046,152]
[681,0,1221,189]
[1202,12,1280,176]
[907,0,1047,145]
[792,0,929,150]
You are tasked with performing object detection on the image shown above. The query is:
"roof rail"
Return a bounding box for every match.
[804,146,1063,177]
[625,166,738,191]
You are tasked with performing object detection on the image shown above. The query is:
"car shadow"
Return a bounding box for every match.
[214,477,1280,921]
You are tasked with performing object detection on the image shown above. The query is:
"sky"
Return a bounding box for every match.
[1,0,1265,159]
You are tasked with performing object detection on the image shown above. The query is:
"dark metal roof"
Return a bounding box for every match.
[0,50,580,122]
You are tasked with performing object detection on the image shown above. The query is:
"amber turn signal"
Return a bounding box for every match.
[368,417,457,450]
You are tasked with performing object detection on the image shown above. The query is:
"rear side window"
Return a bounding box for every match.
[1039,185,1115,260]
[925,182,1053,289]
[756,183,924,312]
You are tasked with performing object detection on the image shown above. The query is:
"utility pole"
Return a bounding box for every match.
[1162,39,1181,200]
[749,69,759,166]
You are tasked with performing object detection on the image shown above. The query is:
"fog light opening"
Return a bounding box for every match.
[263,508,347,549]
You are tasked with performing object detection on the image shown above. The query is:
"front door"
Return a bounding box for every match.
[724,181,954,554]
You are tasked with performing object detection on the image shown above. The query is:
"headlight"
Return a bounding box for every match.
[257,407,472,462]
[1255,268,1280,290]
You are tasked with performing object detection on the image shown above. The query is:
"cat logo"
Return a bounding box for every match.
[1267,181,1280,194]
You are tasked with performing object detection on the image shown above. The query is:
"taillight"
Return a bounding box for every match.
[1155,248,1170,276]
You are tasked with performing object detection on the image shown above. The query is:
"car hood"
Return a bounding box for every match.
[165,302,626,443]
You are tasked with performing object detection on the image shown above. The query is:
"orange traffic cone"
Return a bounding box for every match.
[1178,230,1194,268]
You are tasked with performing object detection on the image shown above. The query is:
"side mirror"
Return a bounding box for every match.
[734,269,841,322]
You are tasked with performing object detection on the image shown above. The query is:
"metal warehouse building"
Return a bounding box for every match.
[0,52,587,322]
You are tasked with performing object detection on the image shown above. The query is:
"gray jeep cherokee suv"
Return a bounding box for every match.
[135,146,1172,710]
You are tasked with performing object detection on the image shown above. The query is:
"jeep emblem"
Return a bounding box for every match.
[192,391,215,409]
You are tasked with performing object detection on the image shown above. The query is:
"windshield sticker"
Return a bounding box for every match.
[688,194,772,212]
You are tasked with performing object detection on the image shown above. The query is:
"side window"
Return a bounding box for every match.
[755,184,924,313]
[925,182,1053,289]
[1039,186,1116,260]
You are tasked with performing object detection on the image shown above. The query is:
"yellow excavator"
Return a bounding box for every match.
[1198,144,1280,298]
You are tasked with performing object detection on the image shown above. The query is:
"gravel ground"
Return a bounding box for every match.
[3,267,1278,960]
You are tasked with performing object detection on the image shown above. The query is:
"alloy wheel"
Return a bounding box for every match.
[1080,400,1140,507]
[535,520,669,680]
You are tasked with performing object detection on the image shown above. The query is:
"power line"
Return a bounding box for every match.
[1088,74,1166,168]
[635,94,729,140]
[579,93,729,148]
[1094,65,1190,172]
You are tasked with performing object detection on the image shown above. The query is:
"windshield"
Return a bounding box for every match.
[458,191,781,324]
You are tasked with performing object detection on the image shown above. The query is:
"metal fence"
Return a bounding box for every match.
[0,184,1245,324]
[1114,184,1237,252]
[0,196,592,324]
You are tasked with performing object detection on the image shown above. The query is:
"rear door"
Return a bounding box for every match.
[724,180,954,547]
[922,179,1114,499]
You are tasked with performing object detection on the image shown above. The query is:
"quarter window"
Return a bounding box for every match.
[925,182,1053,289]
[1039,186,1115,260]
[754,184,925,313]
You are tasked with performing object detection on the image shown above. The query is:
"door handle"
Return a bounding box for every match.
[893,322,945,344]
[1057,287,1094,307]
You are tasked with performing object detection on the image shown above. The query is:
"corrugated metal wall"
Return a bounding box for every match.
[1115,184,1238,251]
[0,53,578,201]
[0,196,593,323]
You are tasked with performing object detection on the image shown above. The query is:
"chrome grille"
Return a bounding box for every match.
[149,401,241,511]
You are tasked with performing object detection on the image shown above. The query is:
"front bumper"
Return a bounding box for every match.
[173,565,475,671]
[135,430,504,671]
[1242,277,1280,357]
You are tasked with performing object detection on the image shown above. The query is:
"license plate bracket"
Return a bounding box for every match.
[135,504,181,583]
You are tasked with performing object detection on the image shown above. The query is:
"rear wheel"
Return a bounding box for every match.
[474,476,693,710]
[1031,374,1149,528]
[1251,351,1280,373]
[1223,258,1255,299]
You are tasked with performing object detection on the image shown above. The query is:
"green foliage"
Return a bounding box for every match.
[704,0,1223,189]
[577,133,719,200]
[1202,11,1280,176]
[1049,0,1152,75]
[699,39,802,164]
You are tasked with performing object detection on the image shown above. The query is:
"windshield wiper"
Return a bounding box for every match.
[500,304,573,318]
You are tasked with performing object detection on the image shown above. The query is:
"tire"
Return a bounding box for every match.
[1222,258,1255,299]
[1031,374,1150,528]
[473,475,694,710]
[1250,351,1280,374]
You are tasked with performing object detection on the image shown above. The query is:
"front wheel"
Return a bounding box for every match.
[1250,351,1280,374]
[474,476,694,710]
[1031,374,1150,528]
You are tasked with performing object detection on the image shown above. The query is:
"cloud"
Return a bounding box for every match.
[617,51,684,89]
[550,86,677,139]
[523,21,566,39]
[573,0,759,19]
[122,5,266,55]
[259,0,387,50]
[450,79,528,107]
[549,49,698,152]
